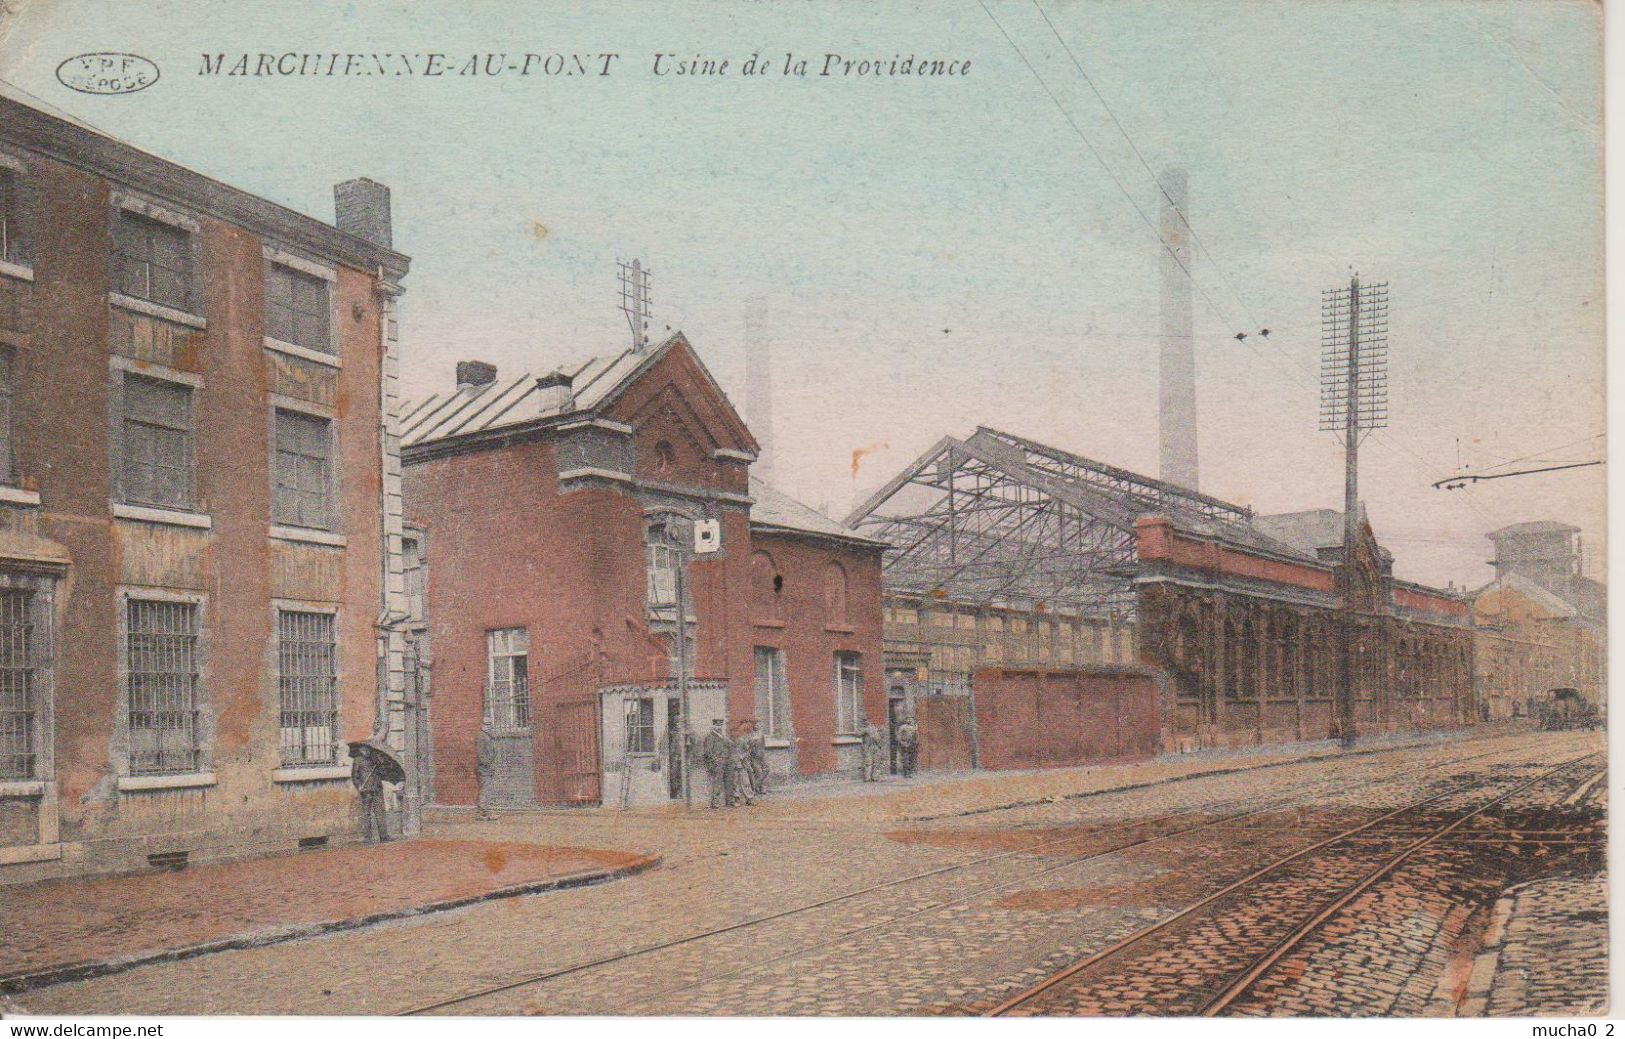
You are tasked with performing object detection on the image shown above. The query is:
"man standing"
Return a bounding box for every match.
[349,743,389,844]
[730,722,755,806]
[701,719,731,809]
[896,715,919,779]
[860,721,884,782]
[747,724,769,796]
[475,725,498,821]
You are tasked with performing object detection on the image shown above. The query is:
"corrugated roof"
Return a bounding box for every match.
[749,478,889,548]
[1489,520,1580,538]
[401,344,661,449]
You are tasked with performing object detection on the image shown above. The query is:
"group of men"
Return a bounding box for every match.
[858,716,919,782]
[698,719,769,808]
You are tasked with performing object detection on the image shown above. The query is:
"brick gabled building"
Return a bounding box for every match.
[402,333,886,807]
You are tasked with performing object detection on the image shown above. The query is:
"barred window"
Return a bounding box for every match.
[120,374,194,510]
[0,589,39,781]
[0,170,22,266]
[0,347,14,486]
[273,409,333,529]
[834,651,863,735]
[754,646,791,740]
[624,695,654,755]
[485,627,531,732]
[114,211,191,311]
[125,599,201,776]
[265,263,331,352]
[278,610,337,766]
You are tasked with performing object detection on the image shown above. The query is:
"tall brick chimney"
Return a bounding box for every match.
[334,178,393,249]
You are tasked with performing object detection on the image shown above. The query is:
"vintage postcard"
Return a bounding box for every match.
[0,0,1608,1027]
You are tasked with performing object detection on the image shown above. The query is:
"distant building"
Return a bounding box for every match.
[0,92,412,883]
[401,334,886,807]
[1471,522,1605,716]
[851,428,1475,758]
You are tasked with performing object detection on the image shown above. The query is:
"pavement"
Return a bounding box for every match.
[1477,876,1609,1017]
[0,839,657,994]
[0,727,1603,1017]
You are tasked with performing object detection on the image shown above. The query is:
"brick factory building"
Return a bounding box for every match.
[1470,521,1605,718]
[850,428,1475,761]
[0,92,414,883]
[401,333,886,808]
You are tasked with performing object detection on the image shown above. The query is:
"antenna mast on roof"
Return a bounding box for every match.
[618,258,652,352]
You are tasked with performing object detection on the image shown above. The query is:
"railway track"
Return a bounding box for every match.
[397,737,1562,1016]
[985,751,1603,1017]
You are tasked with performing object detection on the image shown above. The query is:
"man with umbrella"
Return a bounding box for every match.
[349,737,405,844]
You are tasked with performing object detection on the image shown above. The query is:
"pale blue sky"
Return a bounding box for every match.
[0,0,1604,587]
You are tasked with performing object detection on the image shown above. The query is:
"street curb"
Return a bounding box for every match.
[0,851,662,996]
[899,728,1499,822]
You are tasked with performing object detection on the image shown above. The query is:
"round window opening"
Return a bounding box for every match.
[654,441,676,475]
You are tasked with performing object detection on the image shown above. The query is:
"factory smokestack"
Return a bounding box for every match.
[745,302,774,481]
[1158,167,1199,491]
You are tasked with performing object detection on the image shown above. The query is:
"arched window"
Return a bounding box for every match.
[751,550,781,621]
[653,440,676,477]
[824,561,849,625]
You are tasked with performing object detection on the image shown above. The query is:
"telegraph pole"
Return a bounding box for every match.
[1321,275,1388,747]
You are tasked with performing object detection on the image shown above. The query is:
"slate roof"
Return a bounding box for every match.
[749,478,889,549]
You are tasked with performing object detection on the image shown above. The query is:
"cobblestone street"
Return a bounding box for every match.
[2,729,1604,1018]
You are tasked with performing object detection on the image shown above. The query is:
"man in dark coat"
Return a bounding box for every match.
[350,743,390,844]
[475,725,498,821]
[701,719,731,809]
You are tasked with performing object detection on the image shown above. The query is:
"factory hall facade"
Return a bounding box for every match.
[401,334,886,808]
[0,93,413,883]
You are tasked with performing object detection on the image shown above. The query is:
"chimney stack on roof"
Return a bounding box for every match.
[334,177,393,250]
[456,360,497,391]
[535,370,576,414]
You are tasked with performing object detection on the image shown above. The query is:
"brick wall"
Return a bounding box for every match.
[974,666,1162,770]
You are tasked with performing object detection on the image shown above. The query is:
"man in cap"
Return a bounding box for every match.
[349,741,390,844]
[475,724,499,821]
[701,718,732,809]
[860,720,885,782]
[896,714,919,779]
[730,721,755,806]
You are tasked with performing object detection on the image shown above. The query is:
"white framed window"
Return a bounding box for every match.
[0,585,44,781]
[834,651,863,736]
[265,262,332,353]
[124,597,202,775]
[624,695,654,755]
[277,609,338,766]
[754,646,791,741]
[273,408,334,529]
[486,627,531,732]
[119,373,195,510]
[113,210,192,312]
[646,539,678,611]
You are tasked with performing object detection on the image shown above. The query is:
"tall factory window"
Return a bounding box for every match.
[834,651,863,735]
[646,537,678,614]
[265,262,333,353]
[754,646,791,740]
[0,588,39,781]
[0,169,22,266]
[114,210,192,312]
[0,347,14,486]
[273,408,335,529]
[485,627,531,732]
[119,374,195,510]
[125,598,202,775]
[277,609,338,766]
[750,551,781,622]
